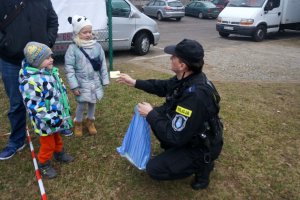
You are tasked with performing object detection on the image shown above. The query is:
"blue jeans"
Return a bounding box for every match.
[0,59,26,150]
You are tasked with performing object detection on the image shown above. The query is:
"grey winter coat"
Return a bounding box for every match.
[64,43,109,103]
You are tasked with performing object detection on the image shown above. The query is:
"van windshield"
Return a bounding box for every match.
[227,0,266,7]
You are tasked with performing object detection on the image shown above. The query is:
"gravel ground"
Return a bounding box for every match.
[124,37,300,83]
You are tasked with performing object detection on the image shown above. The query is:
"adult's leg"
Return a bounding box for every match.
[190,146,215,190]
[146,147,195,180]
[0,59,26,150]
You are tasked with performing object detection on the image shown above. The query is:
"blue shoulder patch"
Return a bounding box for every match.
[186,85,196,93]
[172,114,188,132]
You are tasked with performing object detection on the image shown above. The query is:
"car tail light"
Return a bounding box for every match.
[207,9,211,12]
[164,6,172,10]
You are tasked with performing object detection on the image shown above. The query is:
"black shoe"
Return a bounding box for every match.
[191,162,215,190]
[54,151,74,163]
[38,161,57,179]
[191,177,209,190]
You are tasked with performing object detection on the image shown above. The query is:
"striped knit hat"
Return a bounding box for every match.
[24,42,53,68]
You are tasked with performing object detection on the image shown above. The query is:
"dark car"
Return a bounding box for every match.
[142,0,185,21]
[185,1,220,19]
[211,0,229,11]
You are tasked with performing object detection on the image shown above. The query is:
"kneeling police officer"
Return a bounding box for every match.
[117,39,223,190]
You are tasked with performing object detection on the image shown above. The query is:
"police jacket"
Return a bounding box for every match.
[135,72,219,148]
[0,0,58,66]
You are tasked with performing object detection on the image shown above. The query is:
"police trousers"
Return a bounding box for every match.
[146,146,212,180]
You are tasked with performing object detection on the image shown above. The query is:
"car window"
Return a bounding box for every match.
[188,2,196,7]
[228,0,265,7]
[111,0,131,17]
[148,1,155,6]
[212,0,226,4]
[269,0,280,8]
[160,1,166,6]
[203,2,217,8]
[154,1,161,6]
[198,2,204,7]
[168,1,183,7]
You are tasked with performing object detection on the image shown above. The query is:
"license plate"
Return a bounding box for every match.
[224,26,234,30]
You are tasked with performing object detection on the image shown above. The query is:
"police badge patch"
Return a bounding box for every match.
[172,114,188,131]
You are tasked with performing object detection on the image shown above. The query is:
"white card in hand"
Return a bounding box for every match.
[110,71,121,78]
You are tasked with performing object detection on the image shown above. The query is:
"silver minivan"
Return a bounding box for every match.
[53,0,160,56]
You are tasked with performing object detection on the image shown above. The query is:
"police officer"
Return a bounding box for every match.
[117,39,223,190]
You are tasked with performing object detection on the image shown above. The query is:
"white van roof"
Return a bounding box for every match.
[51,0,107,33]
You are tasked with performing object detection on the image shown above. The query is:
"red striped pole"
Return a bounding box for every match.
[26,128,47,200]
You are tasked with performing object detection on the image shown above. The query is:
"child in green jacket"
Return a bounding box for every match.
[19,42,74,179]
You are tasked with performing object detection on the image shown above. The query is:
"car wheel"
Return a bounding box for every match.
[176,17,181,21]
[133,33,150,56]
[198,12,204,19]
[157,12,163,21]
[219,31,230,37]
[252,25,266,42]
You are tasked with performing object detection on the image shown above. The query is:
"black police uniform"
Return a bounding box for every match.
[135,72,223,181]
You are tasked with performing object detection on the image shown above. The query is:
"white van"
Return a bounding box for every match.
[53,0,160,55]
[216,0,300,41]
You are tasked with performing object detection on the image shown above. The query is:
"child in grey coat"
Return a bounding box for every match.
[64,15,109,136]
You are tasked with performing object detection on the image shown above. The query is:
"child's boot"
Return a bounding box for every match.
[86,118,97,135]
[38,161,57,179]
[54,150,74,163]
[74,121,83,136]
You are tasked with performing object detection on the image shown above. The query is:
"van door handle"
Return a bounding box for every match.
[278,12,281,16]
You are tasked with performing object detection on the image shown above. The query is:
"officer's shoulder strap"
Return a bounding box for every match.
[185,78,221,116]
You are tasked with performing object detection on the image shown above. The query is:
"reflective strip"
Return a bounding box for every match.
[176,105,192,117]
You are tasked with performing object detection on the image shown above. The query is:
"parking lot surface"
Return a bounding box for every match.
[113,16,300,83]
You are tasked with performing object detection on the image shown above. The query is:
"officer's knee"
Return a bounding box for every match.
[146,160,164,180]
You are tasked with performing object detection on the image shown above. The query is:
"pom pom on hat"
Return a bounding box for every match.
[68,15,92,34]
[24,42,53,68]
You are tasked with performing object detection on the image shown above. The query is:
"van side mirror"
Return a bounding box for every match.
[129,10,140,18]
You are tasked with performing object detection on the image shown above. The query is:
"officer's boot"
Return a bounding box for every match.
[191,162,214,190]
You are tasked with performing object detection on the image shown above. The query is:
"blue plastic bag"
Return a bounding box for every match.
[117,106,151,170]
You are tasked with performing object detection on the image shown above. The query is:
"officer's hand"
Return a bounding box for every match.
[117,73,136,87]
[138,102,153,117]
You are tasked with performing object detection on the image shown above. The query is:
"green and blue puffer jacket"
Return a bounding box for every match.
[19,62,73,136]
